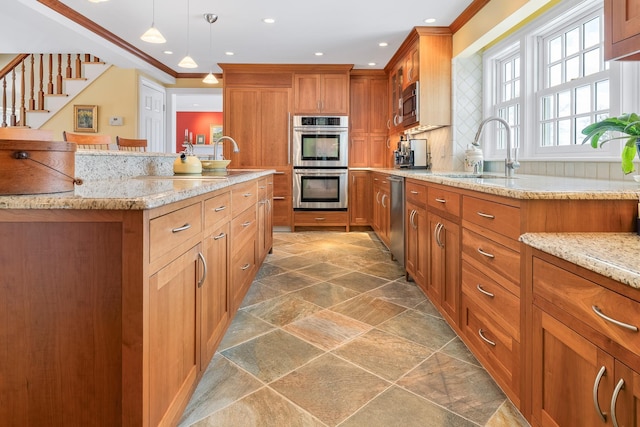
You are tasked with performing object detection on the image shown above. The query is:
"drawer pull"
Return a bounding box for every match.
[241,263,251,271]
[172,223,191,233]
[274,171,285,175]
[314,217,326,221]
[242,221,252,227]
[476,284,495,298]
[478,329,496,346]
[477,248,495,258]
[435,198,446,203]
[476,211,495,219]
[243,192,253,197]
[197,252,207,288]
[213,232,226,240]
[611,378,625,427]
[214,205,227,212]
[410,190,419,195]
[259,185,267,189]
[592,306,639,332]
[273,196,286,200]
[592,366,607,423]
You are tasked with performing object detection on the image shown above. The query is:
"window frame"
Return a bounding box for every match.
[480,0,637,163]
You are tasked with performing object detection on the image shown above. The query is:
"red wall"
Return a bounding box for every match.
[175,112,223,152]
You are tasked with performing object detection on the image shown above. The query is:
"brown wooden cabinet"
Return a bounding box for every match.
[405,179,428,290]
[349,71,389,167]
[257,175,274,263]
[604,0,640,60]
[349,170,371,226]
[371,173,391,247]
[529,252,640,427]
[294,71,350,115]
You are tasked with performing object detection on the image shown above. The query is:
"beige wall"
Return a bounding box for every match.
[42,67,138,142]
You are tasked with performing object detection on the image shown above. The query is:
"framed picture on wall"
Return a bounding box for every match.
[196,134,205,144]
[210,125,223,144]
[73,105,98,133]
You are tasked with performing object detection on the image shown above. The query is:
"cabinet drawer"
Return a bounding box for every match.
[428,185,461,218]
[273,171,291,196]
[461,297,521,406]
[294,210,348,226]
[462,196,520,240]
[231,236,256,298]
[232,180,258,217]
[204,192,231,231]
[461,260,520,340]
[462,228,520,285]
[372,174,390,192]
[406,180,427,207]
[231,206,257,252]
[258,176,272,199]
[533,257,640,357]
[149,203,202,262]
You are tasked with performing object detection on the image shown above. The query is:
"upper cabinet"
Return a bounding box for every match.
[604,0,640,60]
[385,27,452,132]
[294,66,351,115]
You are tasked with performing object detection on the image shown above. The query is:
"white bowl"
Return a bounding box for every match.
[201,159,231,170]
[633,175,640,183]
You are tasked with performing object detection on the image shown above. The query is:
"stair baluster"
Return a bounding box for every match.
[10,69,16,126]
[56,54,63,95]
[28,55,35,111]
[38,54,44,110]
[20,59,26,126]
[47,54,54,95]
[2,77,6,127]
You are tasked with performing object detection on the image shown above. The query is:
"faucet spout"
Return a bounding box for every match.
[474,116,519,177]
[213,136,240,160]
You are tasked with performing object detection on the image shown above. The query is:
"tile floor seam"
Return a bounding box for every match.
[261,385,331,427]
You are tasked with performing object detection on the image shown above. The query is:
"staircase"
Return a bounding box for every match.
[0,53,110,129]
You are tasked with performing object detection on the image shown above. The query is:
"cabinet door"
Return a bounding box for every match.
[201,225,229,369]
[149,244,201,427]
[611,360,640,427]
[605,0,640,60]
[260,88,292,166]
[531,307,615,427]
[349,77,369,134]
[406,203,427,291]
[428,212,460,324]
[349,134,369,168]
[369,134,388,168]
[321,73,349,114]
[379,188,390,247]
[349,171,371,226]
[225,89,260,167]
[294,74,321,113]
[369,78,389,134]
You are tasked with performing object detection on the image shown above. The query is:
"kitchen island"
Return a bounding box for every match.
[0,155,274,427]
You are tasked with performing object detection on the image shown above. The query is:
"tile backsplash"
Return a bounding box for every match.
[484,160,639,182]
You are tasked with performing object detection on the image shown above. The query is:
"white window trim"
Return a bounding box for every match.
[481,0,640,163]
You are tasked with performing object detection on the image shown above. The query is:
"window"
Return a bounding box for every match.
[481,0,634,162]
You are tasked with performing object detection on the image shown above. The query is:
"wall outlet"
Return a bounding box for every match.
[109,116,123,126]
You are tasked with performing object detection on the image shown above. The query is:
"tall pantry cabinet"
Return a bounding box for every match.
[221,64,293,228]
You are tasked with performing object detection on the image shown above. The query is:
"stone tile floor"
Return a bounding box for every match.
[179,231,530,427]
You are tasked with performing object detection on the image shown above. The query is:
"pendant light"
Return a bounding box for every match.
[140,0,166,43]
[178,0,197,68]
[202,13,219,84]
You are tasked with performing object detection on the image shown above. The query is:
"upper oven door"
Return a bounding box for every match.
[293,130,348,167]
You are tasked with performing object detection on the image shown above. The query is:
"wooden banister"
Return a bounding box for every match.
[0,54,29,81]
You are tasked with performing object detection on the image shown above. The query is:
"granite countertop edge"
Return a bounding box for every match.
[520,232,640,290]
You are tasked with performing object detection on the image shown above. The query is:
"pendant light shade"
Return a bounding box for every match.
[179,0,198,68]
[202,13,219,84]
[140,0,165,43]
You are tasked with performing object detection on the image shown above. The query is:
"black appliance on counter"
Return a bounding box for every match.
[394,136,431,169]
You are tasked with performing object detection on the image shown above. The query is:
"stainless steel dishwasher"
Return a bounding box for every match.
[388,176,404,267]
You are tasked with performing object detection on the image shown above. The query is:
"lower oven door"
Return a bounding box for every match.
[293,168,348,210]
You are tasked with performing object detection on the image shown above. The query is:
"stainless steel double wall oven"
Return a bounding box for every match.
[292,115,349,210]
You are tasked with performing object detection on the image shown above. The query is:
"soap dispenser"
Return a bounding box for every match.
[173,141,202,174]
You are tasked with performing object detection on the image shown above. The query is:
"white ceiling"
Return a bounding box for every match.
[4,0,473,83]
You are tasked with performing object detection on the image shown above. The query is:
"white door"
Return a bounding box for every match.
[139,78,166,152]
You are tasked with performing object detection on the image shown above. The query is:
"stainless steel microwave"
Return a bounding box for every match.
[402,81,419,128]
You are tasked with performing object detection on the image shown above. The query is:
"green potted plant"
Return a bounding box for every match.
[581,113,640,174]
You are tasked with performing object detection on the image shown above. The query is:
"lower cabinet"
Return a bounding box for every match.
[530,252,640,427]
[349,170,371,226]
[257,175,274,262]
[371,173,390,247]
[405,200,427,290]
[293,210,349,230]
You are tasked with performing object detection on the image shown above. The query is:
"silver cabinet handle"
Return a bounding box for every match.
[478,329,496,346]
[387,119,391,130]
[477,211,495,219]
[592,366,607,423]
[242,221,252,227]
[172,223,191,233]
[214,206,227,212]
[610,378,625,427]
[259,185,267,190]
[409,210,416,229]
[243,192,252,198]
[274,171,285,175]
[410,190,419,195]
[213,232,226,240]
[381,194,387,208]
[314,217,326,221]
[241,263,251,271]
[592,306,639,332]
[477,248,495,258]
[476,284,494,298]
[273,196,285,200]
[435,222,444,248]
[197,252,207,288]
[435,198,446,204]
[376,191,381,204]
[266,199,271,213]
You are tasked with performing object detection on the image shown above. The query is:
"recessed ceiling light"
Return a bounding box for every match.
[163,50,173,54]
[263,18,275,24]
[378,42,388,47]
[424,18,436,23]
[368,62,377,66]
[315,52,324,56]
[225,51,235,56]
[88,0,108,3]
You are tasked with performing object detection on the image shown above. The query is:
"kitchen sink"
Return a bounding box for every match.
[438,173,518,180]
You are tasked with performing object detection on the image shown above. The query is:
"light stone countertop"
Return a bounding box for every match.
[0,170,274,210]
[520,232,640,290]
[372,168,640,200]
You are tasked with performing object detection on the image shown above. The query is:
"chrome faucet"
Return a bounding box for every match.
[473,116,520,177]
[213,136,240,160]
